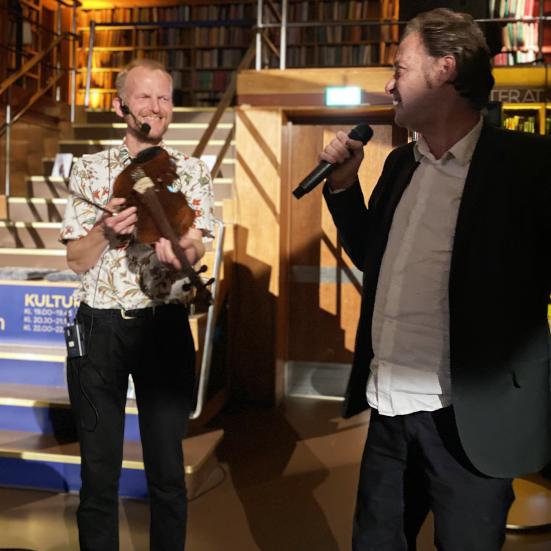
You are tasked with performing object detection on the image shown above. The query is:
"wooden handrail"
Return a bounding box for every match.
[261,29,280,59]
[0,72,64,135]
[192,42,256,160]
[265,0,282,23]
[210,125,235,179]
[0,33,68,98]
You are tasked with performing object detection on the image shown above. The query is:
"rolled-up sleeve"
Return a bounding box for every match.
[180,157,215,242]
[59,157,100,243]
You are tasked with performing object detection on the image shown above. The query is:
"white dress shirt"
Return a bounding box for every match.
[367,118,483,416]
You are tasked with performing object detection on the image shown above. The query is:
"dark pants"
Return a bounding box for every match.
[353,407,514,551]
[67,302,196,551]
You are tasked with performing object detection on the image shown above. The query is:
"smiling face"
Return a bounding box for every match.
[117,66,173,143]
[385,32,445,132]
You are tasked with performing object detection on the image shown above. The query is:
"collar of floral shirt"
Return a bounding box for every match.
[119,139,168,165]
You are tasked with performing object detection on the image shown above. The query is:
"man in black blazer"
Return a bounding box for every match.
[322,8,551,551]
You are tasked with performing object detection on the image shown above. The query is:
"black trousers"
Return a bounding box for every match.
[353,407,514,551]
[67,302,196,551]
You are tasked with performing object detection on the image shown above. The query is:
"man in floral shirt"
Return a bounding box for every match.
[60,58,214,551]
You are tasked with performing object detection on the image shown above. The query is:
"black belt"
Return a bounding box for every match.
[79,302,183,319]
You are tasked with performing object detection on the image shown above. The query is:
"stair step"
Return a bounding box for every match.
[35,157,235,191]
[0,382,140,440]
[0,345,67,387]
[0,221,63,249]
[24,175,233,202]
[0,300,208,384]
[58,139,236,159]
[7,197,67,222]
[7,195,226,224]
[0,238,224,268]
[27,177,69,198]
[83,107,234,125]
[71,123,233,141]
[0,428,223,498]
[0,248,67,269]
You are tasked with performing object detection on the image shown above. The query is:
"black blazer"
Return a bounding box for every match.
[324,123,551,478]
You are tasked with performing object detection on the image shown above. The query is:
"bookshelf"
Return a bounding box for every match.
[502,102,551,134]
[261,0,399,69]
[77,0,401,108]
[491,0,551,65]
[6,0,45,90]
[76,2,256,109]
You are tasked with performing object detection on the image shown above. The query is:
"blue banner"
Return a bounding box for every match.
[0,281,79,346]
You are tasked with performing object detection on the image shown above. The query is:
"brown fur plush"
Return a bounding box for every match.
[113,146,195,244]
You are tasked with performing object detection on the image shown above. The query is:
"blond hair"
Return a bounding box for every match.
[115,59,173,100]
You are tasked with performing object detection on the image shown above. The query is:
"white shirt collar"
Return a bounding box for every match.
[414,117,483,166]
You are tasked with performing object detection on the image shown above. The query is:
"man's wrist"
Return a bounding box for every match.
[327,177,357,193]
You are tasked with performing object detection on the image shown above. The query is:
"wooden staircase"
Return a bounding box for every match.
[0,107,235,499]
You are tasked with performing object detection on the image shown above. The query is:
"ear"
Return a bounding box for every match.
[112,95,125,118]
[436,54,457,85]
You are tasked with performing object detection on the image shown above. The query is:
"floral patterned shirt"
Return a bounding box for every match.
[60,143,214,310]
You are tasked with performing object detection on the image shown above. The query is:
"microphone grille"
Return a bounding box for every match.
[349,124,374,145]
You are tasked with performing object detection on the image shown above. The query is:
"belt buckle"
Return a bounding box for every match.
[120,309,136,320]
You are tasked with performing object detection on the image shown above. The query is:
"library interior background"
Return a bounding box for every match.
[0,0,550,549]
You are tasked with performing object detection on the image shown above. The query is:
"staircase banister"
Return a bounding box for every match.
[192,42,256,159]
[0,33,69,98]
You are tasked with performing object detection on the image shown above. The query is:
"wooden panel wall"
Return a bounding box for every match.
[233,102,406,405]
[231,107,284,405]
[285,123,400,365]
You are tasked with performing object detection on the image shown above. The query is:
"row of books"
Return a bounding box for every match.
[489,0,535,18]
[286,25,383,44]
[493,49,538,64]
[287,44,380,67]
[79,49,193,69]
[503,114,537,132]
[196,27,253,48]
[81,26,252,49]
[192,70,232,92]
[195,49,247,69]
[81,30,134,48]
[501,21,539,51]
[78,4,255,26]
[490,0,541,63]
[287,1,382,22]
[77,69,232,92]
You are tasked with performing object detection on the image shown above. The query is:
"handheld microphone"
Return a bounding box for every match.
[292,124,373,199]
[120,103,151,136]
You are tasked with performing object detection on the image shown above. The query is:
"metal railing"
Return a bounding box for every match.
[189,218,225,420]
[1,0,80,196]
[254,0,551,69]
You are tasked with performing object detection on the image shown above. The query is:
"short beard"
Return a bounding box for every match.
[129,124,161,144]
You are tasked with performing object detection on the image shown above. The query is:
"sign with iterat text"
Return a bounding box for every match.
[0,281,79,346]
[490,88,551,103]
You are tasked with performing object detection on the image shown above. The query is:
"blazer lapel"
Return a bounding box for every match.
[378,147,420,241]
[452,124,496,255]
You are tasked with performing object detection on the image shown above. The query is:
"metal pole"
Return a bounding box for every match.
[255,0,263,70]
[189,219,225,420]
[279,0,287,70]
[4,102,11,197]
[84,20,95,108]
[538,0,544,62]
[55,3,62,101]
[70,2,77,122]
